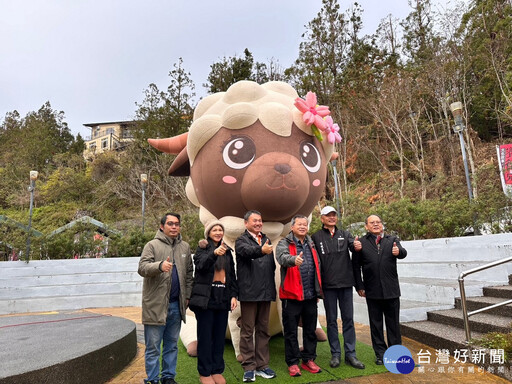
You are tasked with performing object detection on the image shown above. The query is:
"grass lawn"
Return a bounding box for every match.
[175,333,388,384]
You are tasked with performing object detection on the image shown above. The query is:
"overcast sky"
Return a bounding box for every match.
[1,0,458,138]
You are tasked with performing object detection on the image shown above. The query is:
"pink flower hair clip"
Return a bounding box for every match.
[325,116,342,144]
[294,91,342,144]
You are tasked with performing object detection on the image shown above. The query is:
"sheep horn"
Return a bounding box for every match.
[147,132,188,155]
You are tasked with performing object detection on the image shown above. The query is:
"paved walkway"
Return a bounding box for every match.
[82,307,509,384]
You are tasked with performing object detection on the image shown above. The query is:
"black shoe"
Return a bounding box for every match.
[375,358,384,365]
[345,356,365,369]
[329,356,340,368]
[162,378,177,384]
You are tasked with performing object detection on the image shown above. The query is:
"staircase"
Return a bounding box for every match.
[396,234,512,381]
[353,233,512,325]
[401,279,512,352]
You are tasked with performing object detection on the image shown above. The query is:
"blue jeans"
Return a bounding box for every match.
[144,300,181,383]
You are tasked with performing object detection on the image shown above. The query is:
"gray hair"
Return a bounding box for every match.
[291,214,308,227]
[365,214,382,225]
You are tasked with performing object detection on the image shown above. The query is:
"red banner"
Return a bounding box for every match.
[497,144,512,196]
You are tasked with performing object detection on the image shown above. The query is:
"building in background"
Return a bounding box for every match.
[83,120,136,159]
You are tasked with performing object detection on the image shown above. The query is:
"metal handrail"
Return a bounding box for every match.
[458,255,512,343]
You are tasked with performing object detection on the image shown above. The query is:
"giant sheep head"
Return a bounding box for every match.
[149,81,336,241]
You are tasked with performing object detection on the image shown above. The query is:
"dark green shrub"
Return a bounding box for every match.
[475,332,512,361]
[107,229,154,257]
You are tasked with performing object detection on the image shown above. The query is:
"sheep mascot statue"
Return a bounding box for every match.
[148,80,341,359]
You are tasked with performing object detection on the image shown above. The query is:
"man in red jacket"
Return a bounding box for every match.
[276,215,323,377]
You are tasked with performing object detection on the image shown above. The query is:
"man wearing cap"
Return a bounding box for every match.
[312,206,365,370]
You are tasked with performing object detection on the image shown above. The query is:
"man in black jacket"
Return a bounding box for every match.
[312,206,365,370]
[352,214,407,365]
[235,210,277,382]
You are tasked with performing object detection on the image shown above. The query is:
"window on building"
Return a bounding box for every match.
[122,128,133,139]
[89,142,96,150]
[101,138,109,149]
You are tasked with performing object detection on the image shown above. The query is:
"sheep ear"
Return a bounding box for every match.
[168,148,190,176]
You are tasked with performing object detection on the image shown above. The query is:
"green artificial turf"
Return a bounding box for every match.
[174,332,388,383]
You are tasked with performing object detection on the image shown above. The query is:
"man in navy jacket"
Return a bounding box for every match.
[312,206,365,370]
[352,214,407,365]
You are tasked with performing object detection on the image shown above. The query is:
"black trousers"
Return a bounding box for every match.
[323,287,356,358]
[366,297,401,359]
[281,298,318,366]
[194,307,229,376]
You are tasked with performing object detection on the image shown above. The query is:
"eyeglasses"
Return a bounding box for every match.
[166,222,181,227]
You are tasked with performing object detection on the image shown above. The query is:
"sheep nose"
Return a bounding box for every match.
[274,163,291,174]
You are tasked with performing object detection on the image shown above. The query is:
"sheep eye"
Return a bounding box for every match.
[300,142,321,173]
[222,136,256,170]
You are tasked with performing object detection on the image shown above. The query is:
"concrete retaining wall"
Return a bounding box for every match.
[2,233,512,317]
[0,257,142,314]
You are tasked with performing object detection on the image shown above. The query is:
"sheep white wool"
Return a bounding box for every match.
[187,80,334,165]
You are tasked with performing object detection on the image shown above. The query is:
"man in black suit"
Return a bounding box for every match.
[235,210,277,382]
[352,214,407,365]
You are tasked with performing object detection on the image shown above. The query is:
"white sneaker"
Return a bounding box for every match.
[255,367,276,379]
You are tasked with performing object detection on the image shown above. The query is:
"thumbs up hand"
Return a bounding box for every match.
[161,256,173,272]
[392,241,399,256]
[261,238,273,254]
[295,251,304,266]
[354,236,362,251]
[215,242,227,256]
